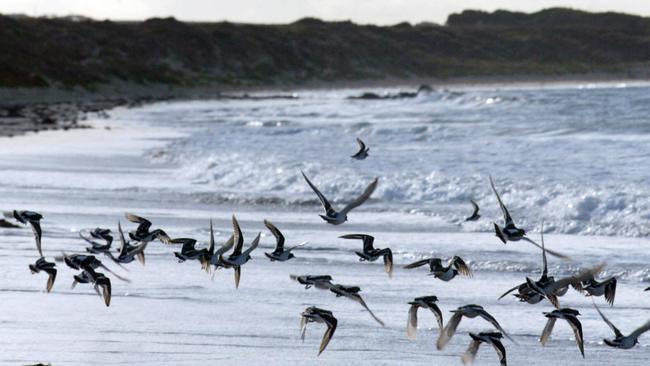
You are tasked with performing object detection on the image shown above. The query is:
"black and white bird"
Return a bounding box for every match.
[573,275,617,306]
[465,200,481,221]
[60,253,130,283]
[489,177,569,259]
[72,265,112,307]
[594,302,650,349]
[407,295,443,340]
[290,274,334,290]
[499,224,564,304]
[114,221,148,266]
[300,306,338,356]
[339,234,393,277]
[28,257,57,292]
[12,210,44,256]
[350,137,369,160]
[539,308,584,357]
[437,304,513,350]
[328,283,385,326]
[264,220,307,261]
[462,332,507,366]
[526,263,605,308]
[301,171,378,225]
[404,256,472,281]
[218,215,259,288]
[79,228,113,255]
[124,213,172,244]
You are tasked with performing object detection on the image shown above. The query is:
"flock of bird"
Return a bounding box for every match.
[6,137,650,365]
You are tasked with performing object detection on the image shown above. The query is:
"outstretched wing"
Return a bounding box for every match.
[498,283,523,300]
[117,221,127,256]
[301,171,334,213]
[477,309,513,343]
[264,220,285,252]
[404,259,431,269]
[566,316,584,358]
[383,249,393,278]
[231,215,244,256]
[451,256,472,277]
[339,234,374,251]
[341,177,378,215]
[29,220,43,257]
[461,339,481,366]
[540,221,548,276]
[539,317,556,346]
[593,302,623,338]
[489,175,513,227]
[319,313,338,356]
[356,137,367,153]
[407,304,419,340]
[629,319,650,340]
[522,237,570,260]
[242,232,261,257]
[470,199,480,216]
[429,303,444,330]
[490,337,508,366]
[605,278,617,306]
[213,235,235,261]
[437,311,463,350]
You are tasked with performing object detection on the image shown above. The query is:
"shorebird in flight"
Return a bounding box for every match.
[300,306,337,356]
[539,308,584,357]
[301,171,378,225]
[339,234,393,277]
[404,256,472,281]
[407,295,443,340]
[28,257,57,292]
[489,176,569,259]
[465,200,481,221]
[12,210,44,256]
[350,137,369,160]
[437,304,513,350]
[263,220,307,262]
[594,302,650,349]
[461,332,507,366]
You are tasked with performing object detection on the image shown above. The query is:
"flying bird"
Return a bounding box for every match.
[219,215,259,288]
[404,256,472,281]
[461,332,507,366]
[539,308,584,357]
[72,265,112,307]
[465,200,481,221]
[13,210,44,256]
[28,257,57,292]
[594,302,650,349]
[264,220,308,261]
[350,137,369,160]
[301,171,378,225]
[573,275,617,306]
[339,234,393,277]
[79,228,113,255]
[203,220,234,273]
[407,295,443,340]
[124,213,172,244]
[525,262,605,308]
[290,274,334,290]
[489,177,569,259]
[300,306,337,356]
[114,221,148,266]
[437,304,513,350]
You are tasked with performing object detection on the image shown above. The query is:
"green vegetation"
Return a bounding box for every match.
[1,7,649,88]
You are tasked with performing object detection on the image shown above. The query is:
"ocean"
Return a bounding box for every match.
[0,82,649,365]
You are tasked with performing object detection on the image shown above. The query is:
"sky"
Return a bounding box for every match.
[2,0,650,25]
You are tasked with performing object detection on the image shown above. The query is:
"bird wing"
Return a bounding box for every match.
[264,220,285,251]
[451,256,472,277]
[355,137,367,154]
[478,309,512,342]
[351,293,385,327]
[208,220,215,255]
[288,241,309,251]
[540,221,548,276]
[566,316,585,357]
[242,232,261,257]
[124,212,151,235]
[489,175,513,227]
[231,215,244,256]
[629,319,650,340]
[212,235,235,261]
[319,313,337,356]
[605,278,617,306]
[437,311,463,350]
[341,177,378,215]
[101,281,112,307]
[461,339,481,366]
[521,237,570,260]
[539,317,556,346]
[407,304,419,340]
[498,283,523,300]
[301,171,334,213]
[339,234,375,251]
[429,303,444,331]
[593,302,623,338]
[44,268,57,293]
[117,221,127,256]
[490,338,508,366]
[29,219,43,257]
[470,199,480,216]
[383,249,393,278]
[548,263,606,293]
[234,266,241,289]
[403,259,431,269]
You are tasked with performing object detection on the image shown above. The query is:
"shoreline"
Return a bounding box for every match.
[1,71,649,138]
